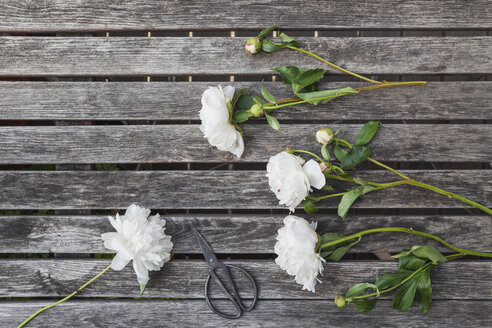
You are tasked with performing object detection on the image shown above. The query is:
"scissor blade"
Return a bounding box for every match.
[191,225,220,268]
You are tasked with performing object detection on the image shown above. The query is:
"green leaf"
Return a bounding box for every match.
[253,95,266,105]
[338,185,376,220]
[231,88,251,109]
[296,87,358,105]
[261,38,286,53]
[375,268,414,290]
[355,121,380,145]
[334,141,348,162]
[292,69,327,94]
[261,80,276,103]
[236,94,256,110]
[322,185,334,191]
[393,245,447,265]
[278,32,297,45]
[340,145,371,170]
[415,267,433,314]
[257,26,278,39]
[324,237,360,261]
[392,276,418,311]
[346,283,379,298]
[272,66,305,86]
[140,284,146,296]
[353,299,378,313]
[319,232,343,245]
[321,143,331,161]
[264,113,280,130]
[302,199,318,213]
[398,254,428,270]
[231,110,253,123]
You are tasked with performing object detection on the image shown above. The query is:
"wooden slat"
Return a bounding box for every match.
[0,170,489,209]
[1,124,491,163]
[1,259,490,299]
[1,0,491,31]
[0,215,490,254]
[1,37,491,76]
[1,81,491,121]
[1,300,490,327]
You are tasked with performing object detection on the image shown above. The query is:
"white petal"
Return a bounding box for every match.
[302,160,326,189]
[133,256,150,285]
[111,252,132,271]
[222,85,235,102]
[229,129,244,158]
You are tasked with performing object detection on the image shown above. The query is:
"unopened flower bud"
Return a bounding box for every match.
[334,295,347,308]
[316,128,334,145]
[250,103,263,117]
[245,37,262,55]
[284,147,296,154]
[319,162,331,173]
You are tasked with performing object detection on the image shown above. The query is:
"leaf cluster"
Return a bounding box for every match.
[342,244,447,314]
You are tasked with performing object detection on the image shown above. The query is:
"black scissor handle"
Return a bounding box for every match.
[205,264,258,319]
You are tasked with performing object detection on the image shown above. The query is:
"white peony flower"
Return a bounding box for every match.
[101,204,173,286]
[200,85,244,158]
[274,215,325,293]
[266,151,326,212]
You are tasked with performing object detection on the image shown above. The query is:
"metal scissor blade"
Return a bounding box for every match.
[190,225,220,269]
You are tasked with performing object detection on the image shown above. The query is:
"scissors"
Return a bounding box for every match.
[191,225,258,319]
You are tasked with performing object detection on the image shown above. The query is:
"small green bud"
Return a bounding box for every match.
[319,162,331,173]
[249,103,263,117]
[284,147,296,154]
[245,37,261,55]
[316,128,335,145]
[334,295,347,308]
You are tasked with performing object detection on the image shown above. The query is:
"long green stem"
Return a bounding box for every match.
[286,45,380,84]
[320,227,492,258]
[347,253,465,301]
[17,264,112,328]
[330,138,492,214]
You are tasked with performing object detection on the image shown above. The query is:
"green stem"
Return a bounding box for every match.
[347,253,465,301]
[286,45,380,84]
[17,264,112,328]
[355,81,426,92]
[291,149,326,164]
[320,227,492,258]
[331,138,492,214]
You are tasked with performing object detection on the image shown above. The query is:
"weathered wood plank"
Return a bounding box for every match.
[1,81,491,121]
[1,300,490,328]
[1,0,491,31]
[1,37,491,76]
[0,170,489,209]
[1,259,490,299]
[0,215,490,254]
[1,124,491,163]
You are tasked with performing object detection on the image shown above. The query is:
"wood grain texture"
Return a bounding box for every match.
[0,215,490,254]
[1,37,491,76]
[1,259,490,299]
[1,0,491,31]
[1,300,491,328]
[1,81,491,121]
[1,124,491,163]
[0,170,489,210]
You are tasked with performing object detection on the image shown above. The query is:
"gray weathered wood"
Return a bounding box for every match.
[1,0,491,31]
[0,215,490,254]
[1,124,491,163]
[1,37,491,76]
[1,259,490,299]
[1,300,490,328]
[1,81,491,121]
[0,170,489,209]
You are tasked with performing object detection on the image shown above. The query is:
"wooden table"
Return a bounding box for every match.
[0,1,491,327]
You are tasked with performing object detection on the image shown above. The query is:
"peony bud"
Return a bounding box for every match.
[319,162,331,173]
[334,295,347,308]
[316,128,334,145]
[244,37,262,55]
[284,147,295,154]
[249,103,263,117]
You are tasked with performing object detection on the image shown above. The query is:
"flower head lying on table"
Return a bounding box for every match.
[274,215,492,314]
[17,204,173,328]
